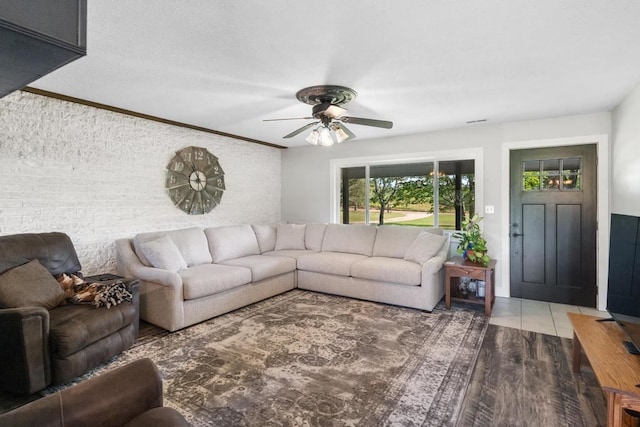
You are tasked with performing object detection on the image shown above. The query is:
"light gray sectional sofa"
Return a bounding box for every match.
[116,223,449,332]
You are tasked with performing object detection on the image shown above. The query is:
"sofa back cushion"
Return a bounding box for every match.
[133,227,211,267]
[372,226,423,258]
[321,224,377,256]
[275,224,306,250]
[305,224,327,251]
[0,232,81,276]
[252,224,276,253]
[0,259,65,309]
[205,225,260,263]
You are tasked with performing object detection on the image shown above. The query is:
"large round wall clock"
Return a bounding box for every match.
[165,146,225,215]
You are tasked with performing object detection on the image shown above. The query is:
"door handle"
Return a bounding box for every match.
[511,233,524,237]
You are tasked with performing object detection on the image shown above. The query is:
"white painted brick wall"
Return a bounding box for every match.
[0,91,281,275]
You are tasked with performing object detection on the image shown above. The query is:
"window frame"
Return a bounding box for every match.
[329,148,484,230]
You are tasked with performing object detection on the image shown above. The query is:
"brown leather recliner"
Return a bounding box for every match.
[0,232,140,394]
[0,358,190,427]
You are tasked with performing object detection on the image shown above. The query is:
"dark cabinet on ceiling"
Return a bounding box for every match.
[0,0,87,99]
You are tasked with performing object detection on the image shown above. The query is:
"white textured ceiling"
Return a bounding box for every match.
[31,1,640,148]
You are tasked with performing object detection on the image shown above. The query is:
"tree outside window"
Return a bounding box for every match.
[339,160,475,230]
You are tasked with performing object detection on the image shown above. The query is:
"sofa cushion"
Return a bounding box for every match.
[351,257,422,286]
[372,225,425,258]
[133,228,211,267]
[297,252,368,276]
[275,224,306,250]
[49,302,137,357]
[404,232,448,265]
[179,264,252,300]
[305,224,327,251]
[252,224,276,253]
[321,224,378,256]
[0,259,65,309]
[205,225,260,263]
[264,249,317,260]
[138,235,187,272]
[221,255,296,282]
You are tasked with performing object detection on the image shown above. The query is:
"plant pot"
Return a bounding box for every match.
[463,247,489,266]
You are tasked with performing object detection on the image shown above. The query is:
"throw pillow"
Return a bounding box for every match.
[403,232,447,265]
[275,224,306,250]
[139,235,188,272]
[0,259,65,309]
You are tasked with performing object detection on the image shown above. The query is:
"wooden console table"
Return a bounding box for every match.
[569,313,640,426]
[444,257,496,316]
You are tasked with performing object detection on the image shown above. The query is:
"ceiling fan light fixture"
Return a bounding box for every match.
[267,85,393,144]
[305,128,320,145]
[312,103,347,119]
[331,124,350,143]
[318,127,334,147]
[325,104,346,118]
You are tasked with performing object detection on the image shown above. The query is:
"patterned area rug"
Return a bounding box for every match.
[50,290,489,426]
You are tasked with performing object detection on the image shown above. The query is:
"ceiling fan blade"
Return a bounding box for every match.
[263,117,313,122]
[340,116,393,129]
[283,122,319,139]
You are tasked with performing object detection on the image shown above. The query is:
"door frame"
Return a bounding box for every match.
[500,134,610,310]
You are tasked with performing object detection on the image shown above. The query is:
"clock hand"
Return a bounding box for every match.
[188,163,200,182]
[192,164,206,184]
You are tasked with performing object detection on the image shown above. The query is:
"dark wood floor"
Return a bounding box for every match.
[1,322,617,426]
[458,324,608,426]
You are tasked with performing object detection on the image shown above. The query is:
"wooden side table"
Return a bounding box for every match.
[445,256,497,316]
[569,313,640,427]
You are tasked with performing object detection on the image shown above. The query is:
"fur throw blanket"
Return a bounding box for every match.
[57,274,132,309]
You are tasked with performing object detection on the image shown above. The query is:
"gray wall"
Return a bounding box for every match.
[612,83,640,216]
[281,112,611,301]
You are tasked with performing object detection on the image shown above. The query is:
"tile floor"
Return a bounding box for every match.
[489,297,609,338]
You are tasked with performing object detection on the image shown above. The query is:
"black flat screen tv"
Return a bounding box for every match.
[607,213,640,354]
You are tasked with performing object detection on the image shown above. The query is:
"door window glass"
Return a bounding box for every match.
[562,157,581,190]
[523,158,582,191]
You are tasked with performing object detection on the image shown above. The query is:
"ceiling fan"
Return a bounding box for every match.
[264,85,393,145]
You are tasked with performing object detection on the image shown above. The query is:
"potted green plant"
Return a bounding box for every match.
[452,214,490,266]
